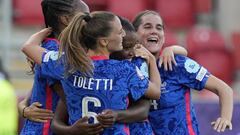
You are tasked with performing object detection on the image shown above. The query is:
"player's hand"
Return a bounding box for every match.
[69,116,103,135]
[25,28,52,45]
[23,102,54,123]
[97,109,118,128]
[159,47,177,71]
[211,117,232,132]
[134,44,154,63]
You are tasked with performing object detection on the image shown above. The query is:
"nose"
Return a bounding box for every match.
[150,28,159,35]
[122,30,126,37]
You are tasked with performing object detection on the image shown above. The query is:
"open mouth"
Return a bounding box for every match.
[147,37,158,44]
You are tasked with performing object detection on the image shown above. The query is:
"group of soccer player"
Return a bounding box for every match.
[18,0,234,135]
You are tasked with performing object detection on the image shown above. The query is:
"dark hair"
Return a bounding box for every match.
[132,10,163,31]
[118,16,135,32]
[110,17,139,60]
[59,11,116,75]
[41,0,89,37]
[26,0,88,74]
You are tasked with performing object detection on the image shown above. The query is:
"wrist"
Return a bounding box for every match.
[22,106,28,118]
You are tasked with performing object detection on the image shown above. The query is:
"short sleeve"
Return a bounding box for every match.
[175,55,211,90]
[127,64,149,101]
[41,38,59,51]
[41,50,64,80]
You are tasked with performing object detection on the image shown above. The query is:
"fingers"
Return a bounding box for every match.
[167,57,172,71]
[87,123,104,134]
[97,114,115,127]
[31,118,48,123]
[212,118,232,132]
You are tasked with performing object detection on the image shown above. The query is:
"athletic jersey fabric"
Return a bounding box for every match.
[149,55,210,135]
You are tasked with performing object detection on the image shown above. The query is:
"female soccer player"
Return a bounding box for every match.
[21,11,161,134]
[133,10,233,135]
[18,0,90,135]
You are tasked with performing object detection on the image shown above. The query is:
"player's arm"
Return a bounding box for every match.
[204,75,233,132]
[160,45,188,71]
[51,100,103,135]
[18,90,54,122]
[116,98,151,123]
[134,45,161,100]
[21,28,52,64]
[97,97,151,127]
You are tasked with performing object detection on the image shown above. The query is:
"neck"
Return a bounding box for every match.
[87,48,110,58]
[152,51,160,59]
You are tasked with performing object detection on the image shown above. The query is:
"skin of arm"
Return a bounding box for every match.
[134,44,161,99]
[114,98,151,123]
[18,91,31,118]
[160,45,188,71]
[97,97,151,127]
[18,90,54,122]
[21,28,52,64]
[204,75,233,132]
[51,100,104,135]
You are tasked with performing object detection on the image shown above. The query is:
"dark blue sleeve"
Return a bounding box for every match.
[41,50,64,80]
[41,39,59,51]
[127,63,149,101]
[175,55,211,90]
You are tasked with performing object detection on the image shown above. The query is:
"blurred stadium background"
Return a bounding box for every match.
[0,0,239,134]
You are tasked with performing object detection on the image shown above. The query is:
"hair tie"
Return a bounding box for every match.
[83,14,91,22]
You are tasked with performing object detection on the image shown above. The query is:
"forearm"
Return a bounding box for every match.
[146,55,161,99]
[21,43,45,65]
[51,100,72,135]
[205,75,233,121]
[51,118,72,135]
[217,82,233,120]
[115,98,150,123]
[169,45,187,56]
[18,92,31,117]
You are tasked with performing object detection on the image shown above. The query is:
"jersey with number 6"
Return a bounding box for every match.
[149,55,211,135]
[41,53,149,135]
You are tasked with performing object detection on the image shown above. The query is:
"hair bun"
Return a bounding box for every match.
[83,14,91,22]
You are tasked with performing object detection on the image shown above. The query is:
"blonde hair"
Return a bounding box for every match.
[59,11,116,76]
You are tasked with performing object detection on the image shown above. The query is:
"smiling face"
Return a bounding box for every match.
[106,16,126,53]
[136,14,165,56]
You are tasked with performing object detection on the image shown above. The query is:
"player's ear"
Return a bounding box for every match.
[59,15,71,26]
[98,38,109,47]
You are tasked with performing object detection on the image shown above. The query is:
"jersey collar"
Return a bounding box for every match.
[90,56,109,60]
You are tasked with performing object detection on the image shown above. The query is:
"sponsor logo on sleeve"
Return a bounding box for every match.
[136,66,145,80]
[43,51,59,62]
[196,67,207,81]
[140,62,149,78]
[184,59,200,73]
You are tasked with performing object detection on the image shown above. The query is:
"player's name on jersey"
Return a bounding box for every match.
[73,75,113,91]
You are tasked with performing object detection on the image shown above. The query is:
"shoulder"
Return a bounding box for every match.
[41,38,59,50]
[175,55,201,74]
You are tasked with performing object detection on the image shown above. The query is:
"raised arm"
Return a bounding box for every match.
[160,45,188,71]
[21,28,52,64]
[204,75,233,132]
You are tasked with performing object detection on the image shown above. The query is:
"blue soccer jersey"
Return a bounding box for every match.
[149,55,210,135]
[128,57,154,135]
[40,52,149,135]
[20,38,60,135]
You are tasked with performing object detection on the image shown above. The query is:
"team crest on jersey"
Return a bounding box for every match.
[184,59,200,73]
[136,66,145,80]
